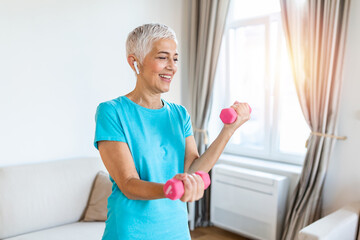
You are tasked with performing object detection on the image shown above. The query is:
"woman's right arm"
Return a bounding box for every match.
[98,140,205,202]
[98,140,166,200]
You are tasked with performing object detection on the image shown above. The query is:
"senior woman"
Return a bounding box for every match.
[94,23,250,240]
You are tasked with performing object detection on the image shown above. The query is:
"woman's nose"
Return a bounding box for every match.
[166,59,177,70]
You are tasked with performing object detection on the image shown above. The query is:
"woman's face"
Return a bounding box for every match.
[139,38,178,93]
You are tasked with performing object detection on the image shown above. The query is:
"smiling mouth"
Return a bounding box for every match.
[159,74,172,82]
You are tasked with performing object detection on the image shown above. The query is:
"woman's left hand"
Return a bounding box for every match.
[173,173,205,202]
[223,101,251,133]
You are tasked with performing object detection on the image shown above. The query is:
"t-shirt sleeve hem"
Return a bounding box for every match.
[94,136,127,150]
[185,132,193,138]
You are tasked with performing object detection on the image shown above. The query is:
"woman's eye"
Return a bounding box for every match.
[157,57,178,62]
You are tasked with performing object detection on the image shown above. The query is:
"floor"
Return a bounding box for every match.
[190,226,251,240]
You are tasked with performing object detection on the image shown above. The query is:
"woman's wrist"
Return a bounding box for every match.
[221,124,236,136]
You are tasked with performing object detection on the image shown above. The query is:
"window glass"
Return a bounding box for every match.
[208,0,310,164]
[230,0,281,21]
[227,25,266,150]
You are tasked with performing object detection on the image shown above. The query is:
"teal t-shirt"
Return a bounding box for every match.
[94,96,193,240]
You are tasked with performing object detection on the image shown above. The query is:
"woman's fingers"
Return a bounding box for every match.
[180,173,193,202]
[231,102,251,121]
[221,102,251,132]
[189,174,198,202]
[193,173,204,200]
[179,173,205,202]
[173,173,187,181]
[232,101,249,113]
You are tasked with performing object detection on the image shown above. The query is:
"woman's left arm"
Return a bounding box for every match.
[184,102,250,173]
[184,127,233,173]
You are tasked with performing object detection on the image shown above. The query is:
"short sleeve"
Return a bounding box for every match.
[94,102,126,150]
[183,107,193,138]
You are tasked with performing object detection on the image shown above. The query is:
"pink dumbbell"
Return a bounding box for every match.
[163,171,211,200]
[220,103,252,124]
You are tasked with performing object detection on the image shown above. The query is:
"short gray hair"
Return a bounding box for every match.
[126,23,178,64]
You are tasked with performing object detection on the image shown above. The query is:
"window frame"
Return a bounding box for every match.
[219,13,306,165]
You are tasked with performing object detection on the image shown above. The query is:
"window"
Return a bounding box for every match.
[208,0,310,165]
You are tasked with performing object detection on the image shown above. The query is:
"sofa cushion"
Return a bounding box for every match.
[0,157,106,239]
[4,222,105,240]
[298,202,360,240]
[83,171,112,221]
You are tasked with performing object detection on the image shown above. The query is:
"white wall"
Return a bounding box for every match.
[0,0,188,166]
[322,0,360,215]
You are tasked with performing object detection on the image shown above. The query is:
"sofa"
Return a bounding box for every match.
[298,202,360,240]
[0,157,110,240]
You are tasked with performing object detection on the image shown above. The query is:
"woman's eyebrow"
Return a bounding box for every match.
[157,51,179,56]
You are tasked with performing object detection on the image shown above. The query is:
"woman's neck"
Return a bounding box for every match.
[126,88,163,109]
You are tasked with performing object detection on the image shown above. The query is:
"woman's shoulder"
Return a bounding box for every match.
[163,100,188,113]
[96,96,125,115]
[163,100,191,121]
[97,96,125,108]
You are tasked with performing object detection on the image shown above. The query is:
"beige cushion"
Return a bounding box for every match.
[83,171,112,221]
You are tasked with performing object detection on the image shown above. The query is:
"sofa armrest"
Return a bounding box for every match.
[298,204,360,240]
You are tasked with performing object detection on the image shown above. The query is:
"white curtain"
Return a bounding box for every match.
[279,0,351,239]
[188,0,230,228]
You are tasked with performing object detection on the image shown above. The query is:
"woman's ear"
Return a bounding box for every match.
[127,55,139,74]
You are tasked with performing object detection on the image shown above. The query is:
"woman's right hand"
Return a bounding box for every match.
[173,173,205,202]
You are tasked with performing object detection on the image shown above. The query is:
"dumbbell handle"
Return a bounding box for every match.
[220,103,252,124]
[163,171,211,200]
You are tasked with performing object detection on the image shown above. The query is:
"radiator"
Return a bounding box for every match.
[210,164,289,240]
